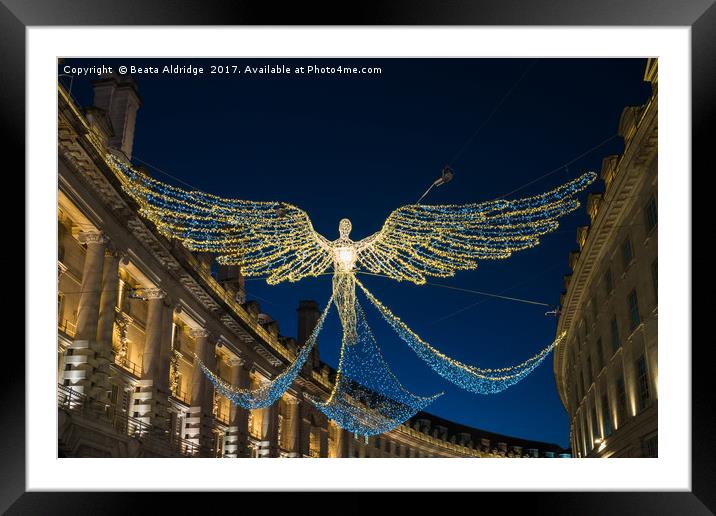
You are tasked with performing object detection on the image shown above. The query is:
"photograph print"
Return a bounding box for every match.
[56,57,658,460]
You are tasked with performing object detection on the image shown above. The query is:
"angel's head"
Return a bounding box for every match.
[339,218,352,240]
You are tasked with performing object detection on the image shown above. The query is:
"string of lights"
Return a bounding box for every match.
[356,277,566,394]
[195,295,332,409]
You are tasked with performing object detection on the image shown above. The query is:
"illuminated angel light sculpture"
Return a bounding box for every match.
[107,153,596,435]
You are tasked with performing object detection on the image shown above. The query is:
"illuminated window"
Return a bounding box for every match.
[636,354,650,411]
[644,195,658,233]
[602,393,612,437]
[628,289,641,330]
[309,427,321,457]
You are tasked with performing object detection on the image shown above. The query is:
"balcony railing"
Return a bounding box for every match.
[58,319,77,338]
[57,383,201,457]
[214,406,230,425]
[114,356,142,378]
[171,389,190,405]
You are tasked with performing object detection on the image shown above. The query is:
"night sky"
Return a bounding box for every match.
[60,58,652,448]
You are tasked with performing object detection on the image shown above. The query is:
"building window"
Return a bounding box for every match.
[616,375,628,427]
[309,427,321,457]
[610,316,620,354]
[644,195,658,233]
[651,259,658,300]
[628,289,641,331]
[602,393,612,437]
[58,293,65,323]
[621,236,634,270]
[110,384,119,406]
[604,268,613,296]
[582,367,589,393]
[595,338,604,371]
[591,404,600,446]
[636,354,651,411]
[581,415,588,457]
[644,434,658,458]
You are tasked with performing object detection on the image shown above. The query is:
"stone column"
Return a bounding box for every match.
[286,398,301,457]
[188,328,216,456]
[133,288,170,433]
[57,261,68,288]
[141,289,166,380]
[319,425,329,458]
[333,426,350,458]
[96,250,122,357]
[299,411,312,458]
[74,231,108,342]
[62,230,108,399]
[265,403,280,458]
[224,357,250,458]
[57,263,69,379]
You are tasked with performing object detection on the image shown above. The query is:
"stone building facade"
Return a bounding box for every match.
[553,59,658,458]
[57,73,568,459]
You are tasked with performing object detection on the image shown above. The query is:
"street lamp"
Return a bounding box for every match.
[416,166,455,204]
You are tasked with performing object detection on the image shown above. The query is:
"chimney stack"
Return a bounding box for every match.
[297,300,321,369]
[217,264,246,303]
[92,73,141,159]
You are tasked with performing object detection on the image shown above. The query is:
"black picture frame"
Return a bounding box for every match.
[7,1,710,513]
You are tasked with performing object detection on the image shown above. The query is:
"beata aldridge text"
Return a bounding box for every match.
[129,65,204,75]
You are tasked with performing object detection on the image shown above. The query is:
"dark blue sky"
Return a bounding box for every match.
[61,58,652,448]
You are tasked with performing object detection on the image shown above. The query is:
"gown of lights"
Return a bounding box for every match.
[307,301,443,436]
[107,153,596,434]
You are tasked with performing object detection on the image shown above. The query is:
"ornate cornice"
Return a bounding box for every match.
[142,287,166,300]
[78,230,108,245]
[553,93,658,406]
[188,327,210,340]
[227,356,245,367]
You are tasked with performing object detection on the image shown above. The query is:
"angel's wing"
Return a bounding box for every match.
[107,155,332,284]
[356,171,597,284]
